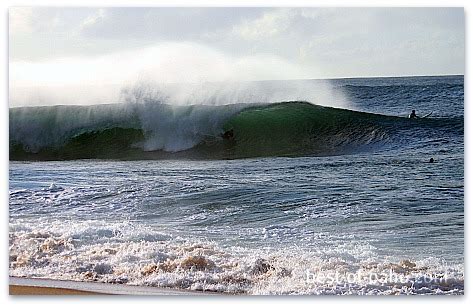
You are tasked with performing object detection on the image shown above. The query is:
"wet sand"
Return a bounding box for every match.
[10,285,93,295]
[9,277,217,295]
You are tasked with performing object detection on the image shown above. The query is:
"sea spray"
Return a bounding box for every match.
[10,43,350,109]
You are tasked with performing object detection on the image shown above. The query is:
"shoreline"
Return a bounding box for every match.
[9,277,219,295]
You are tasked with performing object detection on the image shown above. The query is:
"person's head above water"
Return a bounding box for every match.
[411,110,416,114]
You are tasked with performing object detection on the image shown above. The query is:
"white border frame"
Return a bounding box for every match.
[1,1,469,305]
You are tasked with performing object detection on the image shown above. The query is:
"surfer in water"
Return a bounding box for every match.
[409,110,419,119]
[222,129,234,140]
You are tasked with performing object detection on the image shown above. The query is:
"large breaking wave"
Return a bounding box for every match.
[9,101,460,160]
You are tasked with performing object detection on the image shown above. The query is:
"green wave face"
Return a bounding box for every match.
[222,102,391,158]
[10,128,145,160]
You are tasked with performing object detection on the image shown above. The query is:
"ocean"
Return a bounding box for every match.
[9,75,464,295]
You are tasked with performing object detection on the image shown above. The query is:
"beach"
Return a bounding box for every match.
[9,277,215,295]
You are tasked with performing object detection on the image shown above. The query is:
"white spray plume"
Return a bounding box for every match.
[10,42,350,109]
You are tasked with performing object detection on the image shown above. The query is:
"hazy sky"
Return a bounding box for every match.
[9,7,464,83]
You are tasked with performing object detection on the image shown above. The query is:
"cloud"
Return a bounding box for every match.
[10,7,90,34]
[231,9,295,40]
[76,8,264,41]
[8,7,465,78]
[79,8,106,30]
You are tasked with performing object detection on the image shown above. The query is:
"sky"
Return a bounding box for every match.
[8,7,465,106]
[10,7,464,79]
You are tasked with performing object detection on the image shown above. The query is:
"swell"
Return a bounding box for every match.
[9,101,461,160]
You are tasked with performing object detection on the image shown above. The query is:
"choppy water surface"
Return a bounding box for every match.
[9,76,464,294]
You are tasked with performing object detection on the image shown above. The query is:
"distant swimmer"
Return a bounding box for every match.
[409,110,419,119]
[222,129,234,140]
[410,110,433,119]
[429,158,435,163]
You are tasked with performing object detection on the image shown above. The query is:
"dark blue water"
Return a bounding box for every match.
[337,75,464,118]
[9,75,464,294]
